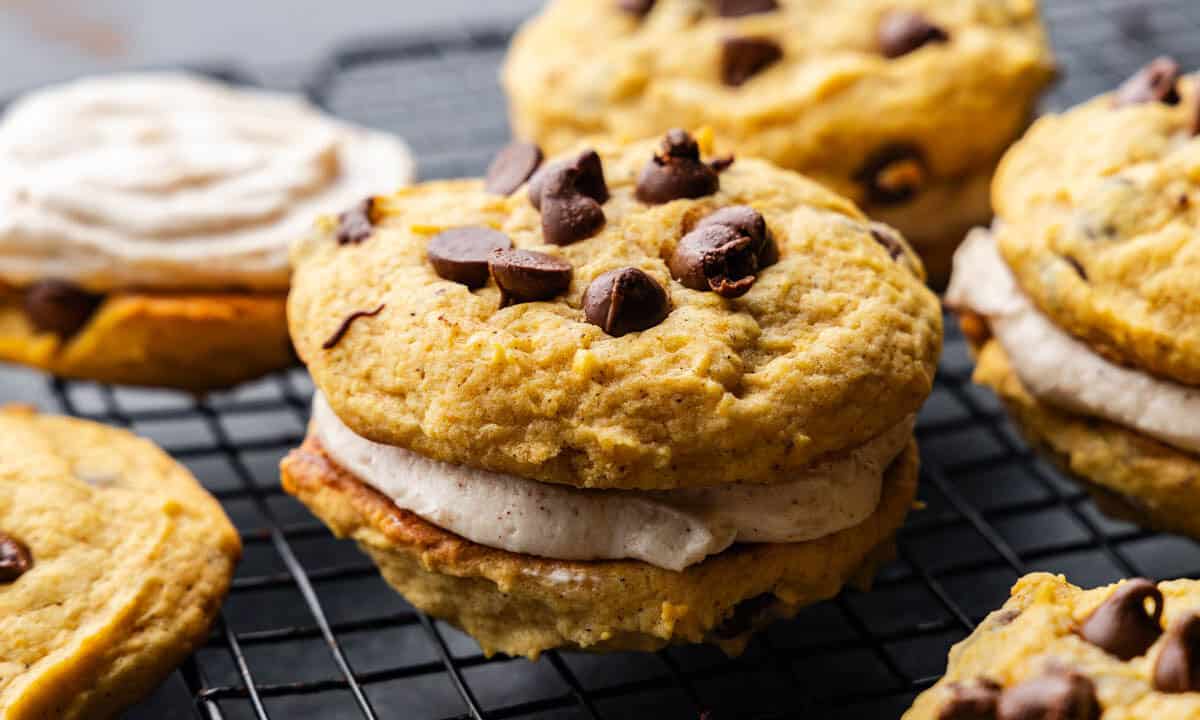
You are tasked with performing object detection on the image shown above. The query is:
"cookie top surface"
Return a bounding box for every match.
[0,407,240,718]
[0,72,414,293]
[503,0,1055,205]
[995,62,1200,385]
[289,133,941,490]
[904,573,1200,720]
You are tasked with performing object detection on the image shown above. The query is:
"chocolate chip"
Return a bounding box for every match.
[714,0,778,18]
[709,155,736,173]
[489,249,573,307]
[529,150,609,211]
[996,670,1099,720]
[669,224,759,298]
[938,678,1002,720]
[878,10,950,59]
[720,36,783,87]
[428,227,514,288]
[636,130,720,204]
[714,593,776,638]
[0,532,32,583]
[618,0,655,16]
[322,304,385,350]
[1113,56,1182,107]
[855,144,927,205]
[1064,255,1088,281]
[23,279,103,340]
[485,142,544,196]
[696,205,778,268]
[1076,578,1162,660]
[337,197,378,245]
[1155,612,1200,693]
[530,150,609,245]
[870,223,907,261]
[583,267,671,337]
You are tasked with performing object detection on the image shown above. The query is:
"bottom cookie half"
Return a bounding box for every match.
[973,338,1200,539]
[281,434,919,659]
[0,286,293,392]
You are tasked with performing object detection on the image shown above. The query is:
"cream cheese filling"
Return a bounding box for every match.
[947,228,1200,454]
[0,73,414,292]
[311,392,912,572]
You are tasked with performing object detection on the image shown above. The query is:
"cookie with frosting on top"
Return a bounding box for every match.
[502,0,1057,280]
[0,72,414,390]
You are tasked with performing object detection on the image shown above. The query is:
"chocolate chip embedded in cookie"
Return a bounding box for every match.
[1113,56,1182,107]
[427,227,514,288]
[0,531,32,582]
[856,144,927,206]
[696,205,778,268]
[996,670,1099,720]
[636,130,720,204]
[23,279,104,339]
[1155,612,1200,693]
[878,10,949,59]
[486,142,544,196]
[618,0,655,17]
[714,0,778,18]
[669,223,759,298]
[322,304,385,350]
[937,678,1002,720]
[489,249,573,307]
[583,267,670,336]
[720,36,782,87]
[530,149,609,245]
[1076,577,1163,660]
[337,197,379,245]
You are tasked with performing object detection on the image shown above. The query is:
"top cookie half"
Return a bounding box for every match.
[503,0,1055,215]
[289,133,941,490]
[995,59,1200,386]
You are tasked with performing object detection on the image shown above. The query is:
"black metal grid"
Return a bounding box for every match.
[5,1,1200,717]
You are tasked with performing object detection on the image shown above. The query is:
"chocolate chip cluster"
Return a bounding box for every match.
[939,578,1200,720]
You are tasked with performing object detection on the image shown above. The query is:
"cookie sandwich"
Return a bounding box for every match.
[0,406,240,720]
[503,0,1057,280]
[0,72,414,391]
[947,58,1200,540]
[283,129,941,657]
[905,573,1200,719]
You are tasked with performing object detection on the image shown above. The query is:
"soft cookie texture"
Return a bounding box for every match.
[289,134,942,490]
[281,433,918,658]
[503,0,1056,278]
[0,285,291,392]
[995,67,1200,386]
[0,407,240,720]
[904,574,1200,719]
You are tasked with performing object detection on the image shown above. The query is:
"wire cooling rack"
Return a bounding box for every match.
[4,1,1200,718]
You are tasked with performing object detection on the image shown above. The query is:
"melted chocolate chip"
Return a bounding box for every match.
[322,304,385,350]
[337,197,378,245]
[485,142,544,196]
[669,224,759,298]
[23,279,103,340]
[618,0,655,16]
[0,532,32,583]
[529,150,609,211]
[714,0,778,18]
[938,678,1002,720]
[878,10,950,59]
[1064,255,1088,282]
[869,223,907,261]
[696,205,778,267]
[1155,612,1200,693]
[709,155,736,173]
[1114,56,1182,107]
[995,670,1099,720]
[428,227,514,288]
[1076,578,1163,660]
[489,249,573,307]
[583,267,671,337]
[636,130,720,204]
[720,35,783,87]
[856,144,927,205]
[714,593,776,638]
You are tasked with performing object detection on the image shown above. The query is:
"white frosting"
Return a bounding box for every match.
[947,229,1200,453]
[0,73,415,292]
[311,392,913,572]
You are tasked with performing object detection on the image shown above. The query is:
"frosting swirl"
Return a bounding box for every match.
[0,73,414,291]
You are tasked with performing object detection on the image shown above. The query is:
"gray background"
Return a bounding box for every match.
[0,0,543,96]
